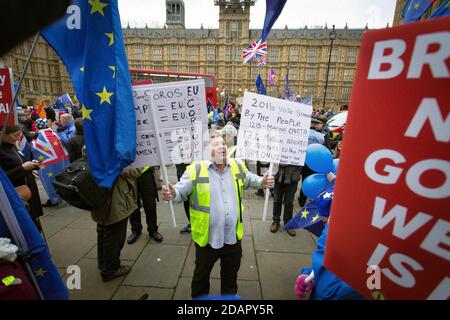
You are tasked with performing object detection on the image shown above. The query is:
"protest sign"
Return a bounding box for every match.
[236,92,312,166]
[132,79,209,168]
[324,16,450,300]
[0,68,17,127]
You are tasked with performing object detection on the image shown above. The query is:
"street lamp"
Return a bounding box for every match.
[322,25,336,109]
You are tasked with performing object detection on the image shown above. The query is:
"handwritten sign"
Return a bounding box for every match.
[236,92,312,165]
[132,79,209,167]
[0,68,17,127]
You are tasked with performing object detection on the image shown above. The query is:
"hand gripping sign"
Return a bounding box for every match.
[323,16,450,300]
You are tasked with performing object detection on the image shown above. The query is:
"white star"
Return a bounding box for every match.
[323,192,334,199]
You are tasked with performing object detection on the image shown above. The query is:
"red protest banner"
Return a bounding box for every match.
[0,67,17,127]
[323,16,450,300]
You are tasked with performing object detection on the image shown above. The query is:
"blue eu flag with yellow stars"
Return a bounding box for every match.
[41,0,136,188]
[403,0,435,23]
[285,180,336,236]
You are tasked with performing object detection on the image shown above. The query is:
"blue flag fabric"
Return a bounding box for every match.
[41,0,136,188]
[212,107,221,124]
[404,0,434,23]
[285,180,335,236]
[300,224,365,300]
[52,93,73,111]
[301,95,313,106]
[430,0,450,18]
[0,169,68,300]
[261,0,288,42]
[255,74,267,95]
[284,201,324,237]
[285,72,291,100]
[207,99,214,113]
[13,83,20,107]
[402,0,413,17]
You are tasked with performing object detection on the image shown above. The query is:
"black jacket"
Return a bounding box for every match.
[0,143,43,218]
[67,132,84,162]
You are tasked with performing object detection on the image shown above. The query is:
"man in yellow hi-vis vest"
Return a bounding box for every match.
[161,133,274,298]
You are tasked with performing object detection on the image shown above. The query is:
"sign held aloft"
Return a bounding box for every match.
[132,79,209,168]
[236,92,312,166]
[323,16,450,300]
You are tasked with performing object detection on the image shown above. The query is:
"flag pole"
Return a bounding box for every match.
[262,161,274,221]
[0,33,40,148]
[148,106,177,228]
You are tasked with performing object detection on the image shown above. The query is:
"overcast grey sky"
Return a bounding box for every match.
[118,0,397,29]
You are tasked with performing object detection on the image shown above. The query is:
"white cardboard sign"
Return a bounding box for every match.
[236,92,312,166]
[132,79,209,167]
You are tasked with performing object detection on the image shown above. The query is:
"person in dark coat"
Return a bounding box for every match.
[66,118,84,162]
[0,125,43,231]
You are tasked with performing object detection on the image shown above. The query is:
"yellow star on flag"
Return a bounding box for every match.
[300,209,309,219]
[38,155,45,161]
[47,172,53,178]
[34,268,47,277]
[311,214,320,223]
[80,67,84,72]
[53,141,59,146]
[414,2,420,9]
[105,33,114,46]
[109,66,116,78]
[82,105,94,121]
[96,86,114,105]
[88,0,108,16]
[39,165,46,170]
[43,147,49,152]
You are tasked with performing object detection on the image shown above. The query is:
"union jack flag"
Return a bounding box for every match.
[32,128,69,205]
[242,38,267,64]
[257,58,267,67]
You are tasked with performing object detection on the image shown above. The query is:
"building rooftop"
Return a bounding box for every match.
[123,27,365,39]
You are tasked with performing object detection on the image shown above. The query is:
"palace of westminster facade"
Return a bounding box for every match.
[1,0,444,111]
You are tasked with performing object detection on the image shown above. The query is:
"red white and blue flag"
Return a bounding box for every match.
[32,128,69,205]
[242,38,267,64]
[257,57,267,67]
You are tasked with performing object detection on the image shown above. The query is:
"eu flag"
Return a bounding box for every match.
[41,0,136,188]
[404,0,435,23]
[52,93,73,111]
[430,0,450,18]
[255,74,267,95]
[285,180,335,236]
[0,169,68,299]
[261,0,288,42]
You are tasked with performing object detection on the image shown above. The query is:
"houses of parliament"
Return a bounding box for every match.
[0,0,445,111]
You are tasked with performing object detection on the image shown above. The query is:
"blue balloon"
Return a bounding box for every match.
[332,159,339,173]
[302,174,329,199]
[305,144,334,174]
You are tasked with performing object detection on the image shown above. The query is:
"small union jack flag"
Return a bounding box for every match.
[32,128,70,205]
[242,38,267,64]
[257,58,267,67]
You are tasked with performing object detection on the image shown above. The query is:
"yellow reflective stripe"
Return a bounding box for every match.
[141,166,151,173]
[2,275,15,286]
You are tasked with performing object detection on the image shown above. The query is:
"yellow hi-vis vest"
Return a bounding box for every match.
[187,158,246,247]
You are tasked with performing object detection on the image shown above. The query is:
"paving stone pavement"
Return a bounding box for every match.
[38,165,316,300]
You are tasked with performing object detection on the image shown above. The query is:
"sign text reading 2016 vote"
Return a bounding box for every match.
[236,92,312,166]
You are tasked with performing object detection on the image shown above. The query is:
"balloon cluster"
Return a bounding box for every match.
[302,144,339,199]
